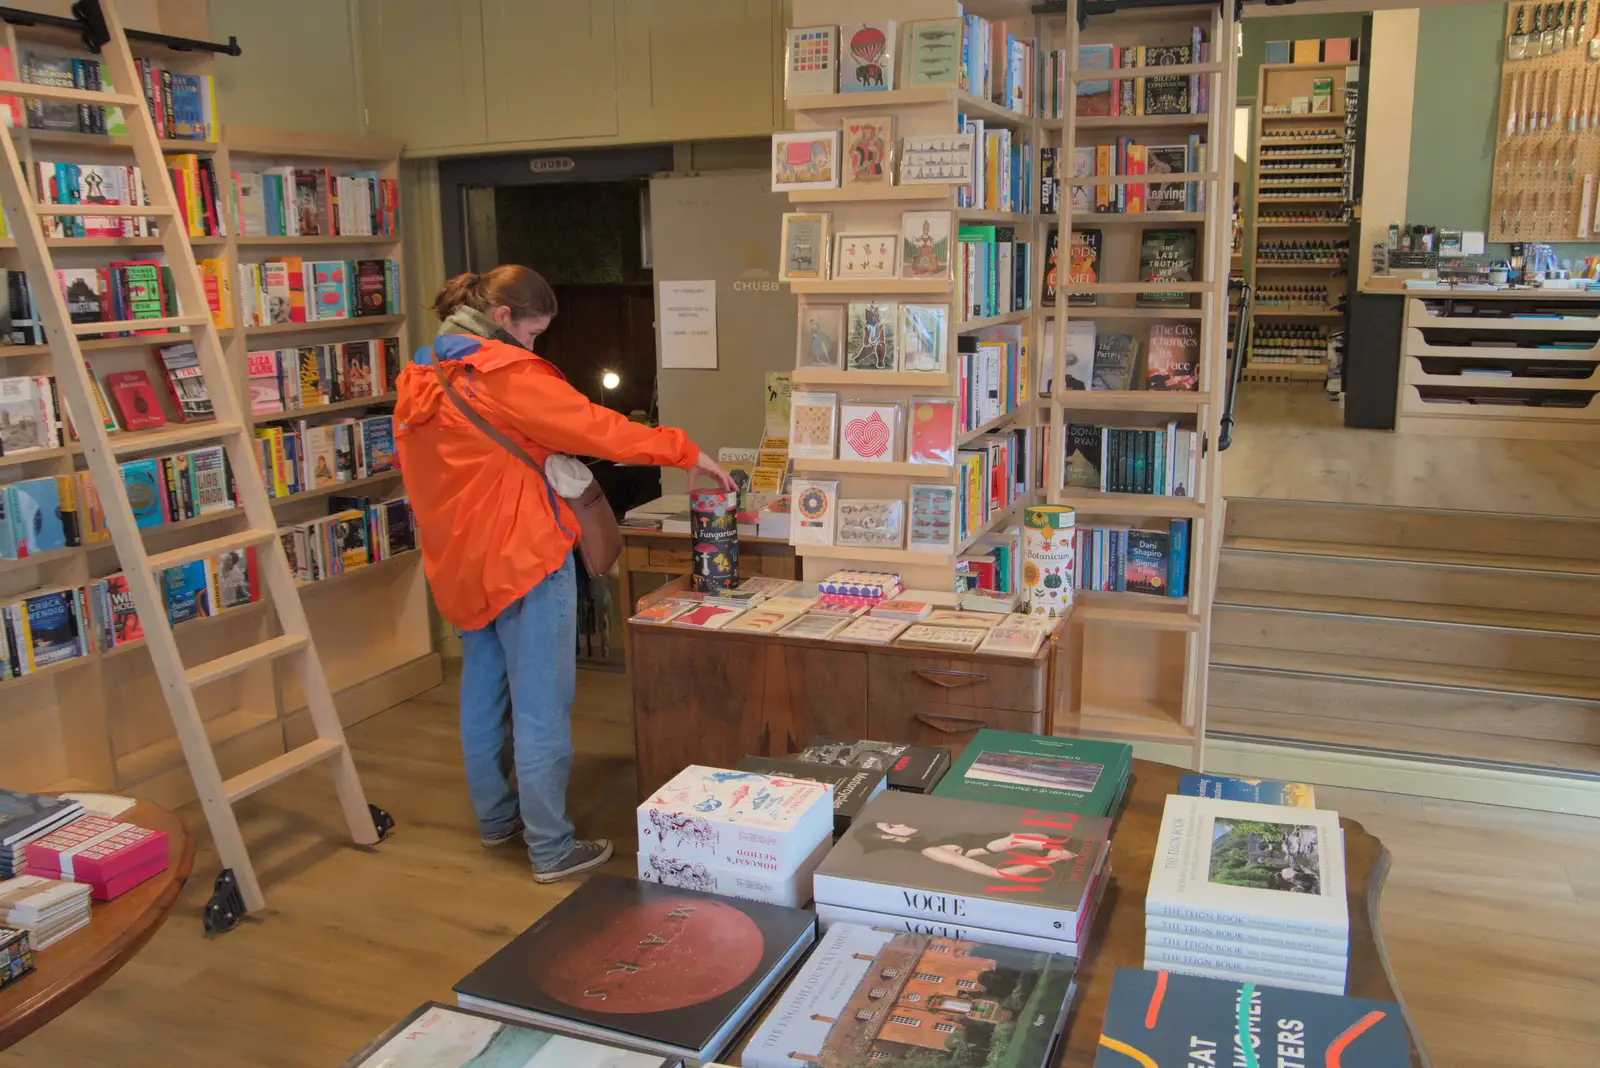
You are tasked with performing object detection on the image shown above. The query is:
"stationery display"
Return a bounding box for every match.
[0,874,91,948]
[1022,504,1076,618]
[689,489,739,593]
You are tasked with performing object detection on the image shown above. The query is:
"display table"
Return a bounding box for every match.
[0,800,195,1050]
[618,528,801,619]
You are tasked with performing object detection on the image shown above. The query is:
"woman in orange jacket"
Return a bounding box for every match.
[396,265,733,882]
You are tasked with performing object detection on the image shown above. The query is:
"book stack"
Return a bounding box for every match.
[246,338,401,414]
[20,50,216,141]
[1073,520,1193,600]
[453,874,816,1066]
[0,923,32,991]
[955,222,1032,319]
[0,791,85,878]
[933,730,1132,818]
[1093,968,1413,1067]
[233,168,400,238]
[636,765,834,908]
[745,922,1078,1068]
[813,791,1110,957]
[1060,32,1212,121]
[24,814,168,900]
[735,755,887,838]
[278,495,417,584]
[0,875,92,948]
[956,333,1025,430]
[342,1001,680,1068]
[1145,795,1350,994]
[253,413,397,497]
[793,736,951,793]
[236,258,400,327]
[34,157,225,239]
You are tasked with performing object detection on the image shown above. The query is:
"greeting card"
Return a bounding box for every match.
[835,498,905,549]
[900,133,975,185]
[833,232,898,279]
[899,210,953,279]
[787,391,838,459]
[796,305,845,370]
[843,115,894,186]
[772,131,840,191]
[784,25,838,98]
[908,483,956,552]
[906,396,956,465]
[899,304,947,373]
[838,400,903,463]
[790,478,839,546]
[779,212,831,282]
[845,299,898,371]
[839,21,897,93]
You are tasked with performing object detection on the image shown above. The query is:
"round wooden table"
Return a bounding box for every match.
[0,799,194,1050]
[1057,759,1429,1067]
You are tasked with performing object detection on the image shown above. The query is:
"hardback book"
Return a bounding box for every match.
[1063,423,1103,490]
[89,573,143,649]
[5,476,74,555]
[833,616,910,645]
[1063,320,1095,391]
[813,792,1110,939]
[1075,44,1114,116]
[839,22,897,93]
[1146,322,1199,391]
[896,623,985,651]
[637,834,830,910]
[156,343,213,421]
[1143,928,1349,973]
[1146,144,1189,211]
[0,376,57,455]
[670,604,745,630]
[934,730,1130,816]
[736,756,888,837]
[743,923,1077,1068]
[160,559,213,625]
[1070,146,1095,214]
[871,598,932,621]
[777,612,851,641]
[24,815,168,901]
[341,1000,679,1068]
[1142,913,1349,957]
[1136,229,1198,308]
[102,369,166,430]
[638,765,833,872]
[736,577,797,598]
[452,875,817,1066]
[814,901,1086,958]
[0,792,84,857]
[1066,228,1101,308]
[923,609,1002,629]
[1094,968,1412,1067]
[792,737,950,794]
[18,587,88,668]
[1142,44,1192,114]
[1178,773,1316,808]
[976,623,1046,658]
[1141,951,1345,996]
[121,458,164,528]
[1147,795,1350,939]
[784,25,838,98]
[1124,530,1167,595]
[1041,228,1059,305]
[1090,332,1136,390]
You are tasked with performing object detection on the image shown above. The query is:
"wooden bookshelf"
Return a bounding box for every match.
[1041,0,1237,764]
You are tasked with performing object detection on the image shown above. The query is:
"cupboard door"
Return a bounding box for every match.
[618,0,776,140]
[358,0,487,149]
[480,0,618,143]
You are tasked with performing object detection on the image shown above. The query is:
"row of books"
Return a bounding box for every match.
[1073,520,1193,600]
[1061,136,1210,215]
[956,118,1034,214]
[54,260,183,338]
[246,338,400,414]
[278,495,415,584]
[233,168,400,239]
[1057,32,1213,120]
[254,414,397,497]
[1061,422,1199,496]
[1054,319,1199,392]
[956,224,1032,320]
[33,155,224,239]
[957,332,1026,432]
[235,257,399,326]
[1048,227,1199,310]
[10,48,215,141]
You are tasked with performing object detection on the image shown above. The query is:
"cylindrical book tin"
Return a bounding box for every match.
[1023,504,1076,618]
[690,489,739,592]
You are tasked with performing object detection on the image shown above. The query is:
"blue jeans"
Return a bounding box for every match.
[457,552,576,870]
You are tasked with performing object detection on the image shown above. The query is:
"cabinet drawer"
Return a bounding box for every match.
[866,703,1043,757]
[646,544,694,570]
[867,653,1047,714]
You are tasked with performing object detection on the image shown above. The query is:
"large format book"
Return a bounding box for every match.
[637,835,830,909]
[744,923,1077,1068]
[1178,773,1315,808]
[1144,912,1347,956]
[792,737,951,793]
[341,1000,678,1068]
[1093,968,1413,1067]
[1147,795,1349,939]
[0,792,84,878]
[1143,928,1348,973]
[813,792,1109,940]
[736,755,888,836]
[637,765,833,873]
[932,730,1131,817]
[454,875,817,1066]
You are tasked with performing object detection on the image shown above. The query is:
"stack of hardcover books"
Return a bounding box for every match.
[23,815,169,900]
[736,755,887,838]
[0,874,92,948]
[453,875,816,1066]
[813,791,1110,958]
[636,766,835,908]
[932,730,1132,818]
[0,790,85,878]
[793,736,952,793]
[1145,795,1349,994]
[341,1001,680,1068]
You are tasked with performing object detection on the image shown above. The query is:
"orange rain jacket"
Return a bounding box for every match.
[395,333,699,631]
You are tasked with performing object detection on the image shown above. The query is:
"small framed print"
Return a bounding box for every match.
[899,304,948,373]
[900,210,953,280]
[900,133,976,185]
[772,131,840,191]
[780,212,831,282]
[842,114,895,186]
[833,232,899,279]
[797,304,845,370]
[846,298,898,371]
[908,483,956,552]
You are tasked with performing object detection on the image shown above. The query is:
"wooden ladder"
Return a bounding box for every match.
[0,0,383,923]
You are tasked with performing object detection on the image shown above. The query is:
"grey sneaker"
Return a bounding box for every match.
[481,821,524,849]
[532,839,614,883]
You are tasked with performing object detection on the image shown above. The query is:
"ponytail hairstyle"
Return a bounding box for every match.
[431,264,559,323]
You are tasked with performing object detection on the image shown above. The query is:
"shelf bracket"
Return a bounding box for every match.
[0,0,241,56]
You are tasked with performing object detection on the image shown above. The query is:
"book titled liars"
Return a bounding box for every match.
[1093,968,1414,1068]
[452,874,817,1066]
[813,791,1110,941]
[637,766,834,872]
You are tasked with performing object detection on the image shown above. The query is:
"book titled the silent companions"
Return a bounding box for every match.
[932,730,1131,817]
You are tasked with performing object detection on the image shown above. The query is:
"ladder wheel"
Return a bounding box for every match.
[369,804,396,842]
[203,869,246,934]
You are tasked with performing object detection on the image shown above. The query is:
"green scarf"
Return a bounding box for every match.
[437,305,527,351]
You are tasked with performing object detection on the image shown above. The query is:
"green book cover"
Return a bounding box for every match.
[932,729,1132,815]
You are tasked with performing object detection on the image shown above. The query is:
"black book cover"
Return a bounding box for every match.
[794,736,952,793]
[737,755,888,835]
[453,875,816,1056]
[1064,423,1102,490]
[1137,229,1198,309]
[1142,45,1193,115]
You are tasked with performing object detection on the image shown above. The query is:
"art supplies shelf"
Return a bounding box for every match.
[1040,0,1237,762]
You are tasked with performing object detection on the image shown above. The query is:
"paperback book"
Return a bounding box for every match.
[932,730,1130,817]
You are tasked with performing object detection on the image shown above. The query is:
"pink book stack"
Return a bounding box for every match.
[23,816,168,901]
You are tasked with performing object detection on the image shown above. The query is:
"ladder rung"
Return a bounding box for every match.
[0,80,143,108]
[146,529,276,572]
[108,420,243,455]
[222,739,344,803]
[186,635,309,688]
[75,313,212,336]
[34,202,177,218]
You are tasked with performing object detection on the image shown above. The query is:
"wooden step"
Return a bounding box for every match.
[1214,588,1600,636]
[185,635,308,688]
[1209,644,1600,703]
[1224,498,1600,563]
[73,313,210,336]
[108,421,242,456]
[36,202,176,218]
[222,739,343,803]
[1213,603,1600,679]
[0,80,142,108]
[146,529,276,572]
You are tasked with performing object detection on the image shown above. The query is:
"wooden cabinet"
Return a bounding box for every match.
[357,0,487,151]
[480,0,619,143]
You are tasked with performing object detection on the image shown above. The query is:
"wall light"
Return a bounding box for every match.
[601,371,621,390]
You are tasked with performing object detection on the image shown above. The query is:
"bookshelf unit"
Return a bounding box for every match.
[1042,0,1237,762]
[0,20,438,813]
[784,0,1045,594]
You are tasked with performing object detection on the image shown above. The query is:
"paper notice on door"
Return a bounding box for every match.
[658,280,718,368]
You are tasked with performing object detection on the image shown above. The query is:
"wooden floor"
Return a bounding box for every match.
[1223,384,1600,518]
[4,667,1598,1068]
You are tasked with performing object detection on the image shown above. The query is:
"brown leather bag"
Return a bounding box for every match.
[432,362,623,576]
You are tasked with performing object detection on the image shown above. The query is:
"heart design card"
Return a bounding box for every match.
[838,401,903,462]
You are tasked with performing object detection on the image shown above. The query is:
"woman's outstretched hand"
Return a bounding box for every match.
[687,451,738,491]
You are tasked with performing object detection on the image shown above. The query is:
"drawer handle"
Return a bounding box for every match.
[914,712,987,734]
[914,667,989,689]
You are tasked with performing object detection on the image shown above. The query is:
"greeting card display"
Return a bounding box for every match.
[838,400,903,463]
[784,25,837,98]
[908,483,956,552]
[771,131,839,191]
[787,391,838,459]
[906,396,956,465]
[899,210,953,280]
[898,304,947,373]
[900,133,975,185]
[789,478,839,546]
[832,232,898,279]
[779,213,830,282]
[845,299,897,371]
[796,305,845,370]
[835,498,906,549]
[839,21,897,93]
[842,115,894,187]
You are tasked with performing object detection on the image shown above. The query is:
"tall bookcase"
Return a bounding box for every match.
[784,0,1045,594]
[1042,0,1237,762]
[0,20,439,810]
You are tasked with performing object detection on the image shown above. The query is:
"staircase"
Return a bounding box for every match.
[1208,499,1600,777]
